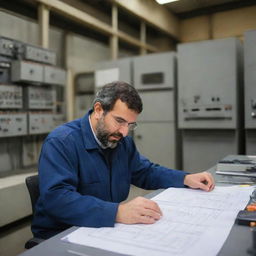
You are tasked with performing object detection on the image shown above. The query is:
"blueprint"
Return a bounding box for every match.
[62,186,254,256]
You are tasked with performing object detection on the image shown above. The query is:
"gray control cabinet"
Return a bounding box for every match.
[11,60,44,83]
[24,44,56,65]
[0,37,15,57]
[95,58,132,89]
[178,38,243,172]
[25,86,56,110]
[44,66,66,86]
[133,52,178,168]
[0,113,27,137]
[0,84,22,109]
[28,112,55,134]
[0,35,66,179]
[244,30,256,154]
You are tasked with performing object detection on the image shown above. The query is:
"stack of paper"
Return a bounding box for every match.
[216,155,256,178]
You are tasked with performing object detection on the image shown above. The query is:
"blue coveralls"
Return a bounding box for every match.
[32,110,187,239]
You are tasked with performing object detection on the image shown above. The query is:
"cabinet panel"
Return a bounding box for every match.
[11,60,43,83]
[134,122,176,168]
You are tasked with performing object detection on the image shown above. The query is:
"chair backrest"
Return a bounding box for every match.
[25,174,40,215]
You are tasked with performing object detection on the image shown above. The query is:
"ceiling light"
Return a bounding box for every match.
[155,0,179,4]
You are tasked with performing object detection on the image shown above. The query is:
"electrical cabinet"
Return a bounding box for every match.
[178,38,243,172]
[23,44,56,65]
[0,113,27,137]
[25,86,56,110]
[43,66,66,86]
[11,60,44,83]
[0,35,66,178]
[244,30,256,154]
[76,94,94,118]
[0,84,23,109]
[0,37,15,84]
[133,53,175,91]
[0,36,15,57]
[75,72,95,118]
[28,112,55,135]
[95,58,132,89]
[133,52,178,168]
[0,62,11,83]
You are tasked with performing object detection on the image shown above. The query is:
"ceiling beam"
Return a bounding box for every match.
[112,0,180,40]
[35,0,113,35]
[33,0,158,52]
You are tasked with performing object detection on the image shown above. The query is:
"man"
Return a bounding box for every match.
[32,81,214,239]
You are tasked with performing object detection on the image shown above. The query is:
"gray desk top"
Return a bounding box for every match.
[19,164,256,256]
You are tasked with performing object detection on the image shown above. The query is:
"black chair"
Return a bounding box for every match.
[25,174,45,249]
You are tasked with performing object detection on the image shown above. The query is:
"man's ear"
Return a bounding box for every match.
[93,102,104,120]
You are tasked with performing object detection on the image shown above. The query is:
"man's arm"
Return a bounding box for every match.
[115,138,215,225]
[38,137,118,228]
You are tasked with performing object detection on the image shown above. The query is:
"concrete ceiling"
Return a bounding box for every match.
[163,0,255,17]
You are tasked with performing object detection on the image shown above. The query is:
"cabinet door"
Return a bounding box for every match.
[138,91,174,122]
[134,122,176,168]
[44,66,66,85]
[11,61,43,83]
[182,130,238,173]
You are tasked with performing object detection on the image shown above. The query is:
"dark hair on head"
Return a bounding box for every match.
[93,81,143,113]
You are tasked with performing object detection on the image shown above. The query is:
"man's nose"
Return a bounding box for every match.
[118,125,129,137]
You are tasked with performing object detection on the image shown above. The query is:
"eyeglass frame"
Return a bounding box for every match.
[110,114,138,131]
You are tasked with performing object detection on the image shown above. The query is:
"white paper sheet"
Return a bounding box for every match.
[62,186,254,256]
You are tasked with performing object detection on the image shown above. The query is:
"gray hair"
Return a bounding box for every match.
[93,81,143,113]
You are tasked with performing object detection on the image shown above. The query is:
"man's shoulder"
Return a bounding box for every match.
[47,118,82,142]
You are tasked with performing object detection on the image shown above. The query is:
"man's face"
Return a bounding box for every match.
[95,99,138,149]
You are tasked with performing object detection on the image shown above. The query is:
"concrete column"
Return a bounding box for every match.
[140,21,147,55]
[38,3,49,48]
[110,4,118,60]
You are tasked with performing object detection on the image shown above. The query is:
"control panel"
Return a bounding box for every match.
[25,86,56,110]
[0,84,22,109]
[43,66,66,86]
[0,35,66,177]
[244,30,256,129]
[133,52,176,90]
[23,45,56,66]
[0,37,14,57]
[0,112,27,137]
[180,96,233,121]
[28,112,55,134]
[178,38,242,129]
[11,60,44,83]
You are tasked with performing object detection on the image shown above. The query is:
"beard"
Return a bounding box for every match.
[95,116,123,149]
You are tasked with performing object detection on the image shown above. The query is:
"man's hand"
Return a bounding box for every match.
[184,172,215,192]
[116,197,162,224]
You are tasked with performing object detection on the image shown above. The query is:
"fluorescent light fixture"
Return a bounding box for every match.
[155,0,179,4]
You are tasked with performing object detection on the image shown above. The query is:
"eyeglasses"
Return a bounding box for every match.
[111,114,138,131]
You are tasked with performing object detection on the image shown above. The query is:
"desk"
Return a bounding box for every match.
[19,166,255,256]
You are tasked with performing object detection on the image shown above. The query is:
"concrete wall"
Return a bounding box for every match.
[180,6,256,42]
[66,33,110,73]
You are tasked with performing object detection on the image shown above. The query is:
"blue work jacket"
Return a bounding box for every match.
[32,110,187,239]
